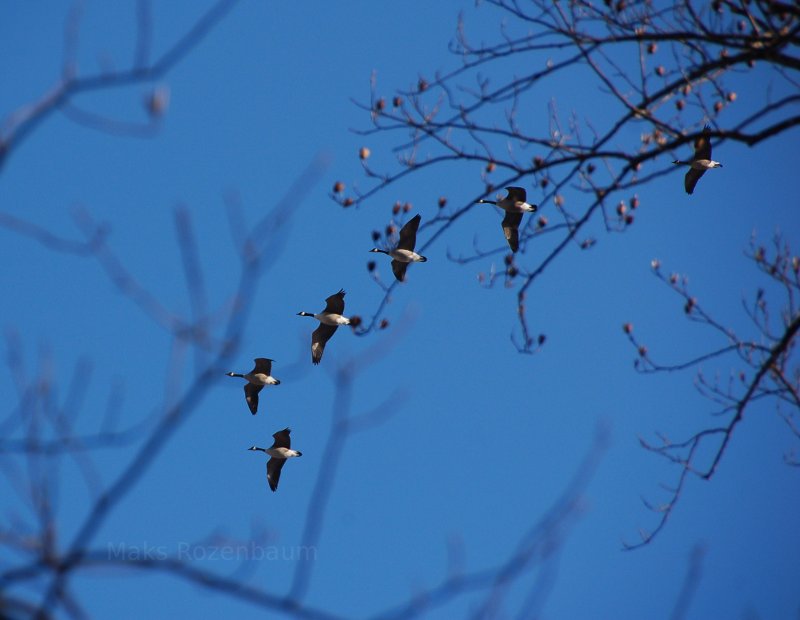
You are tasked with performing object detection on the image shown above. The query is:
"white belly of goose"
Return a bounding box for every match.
[501,199,537,213]
[316,313,350,326]
[267,447,302,459]
[691,159,721,170]
[391,249,425,263]
[247,372,279,386]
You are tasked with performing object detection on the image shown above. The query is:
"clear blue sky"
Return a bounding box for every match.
[1,2,798,618]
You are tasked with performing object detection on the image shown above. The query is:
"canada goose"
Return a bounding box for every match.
[297,289,350,364]
[248,427,303,492]
[476,186,538,253]
[672,125,723,194]
[369,213,428,281]
[225,358,280,415]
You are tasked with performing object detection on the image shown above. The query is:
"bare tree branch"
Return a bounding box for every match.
[333,1,800,349]
[0,0,240,171]
[624,237,800,549]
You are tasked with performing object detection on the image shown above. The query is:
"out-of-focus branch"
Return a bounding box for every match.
[669,544,706,620]
[0,211,108,256]
[0,160,326,618]
[289,315,415,602]
[370,423,608,620]
[0,235,601,618]
[55,551,347,620]
[0,0,240,171]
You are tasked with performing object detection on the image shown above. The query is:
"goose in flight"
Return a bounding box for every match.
[225,358,280,415]
[476,186,538,253]
[672,125,723,194]
[248,428,303,492]
[297,289,350,364]
[369,213,428,282]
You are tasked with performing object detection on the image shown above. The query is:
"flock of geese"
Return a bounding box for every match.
[225,213,432,491]
[232,125,722,491]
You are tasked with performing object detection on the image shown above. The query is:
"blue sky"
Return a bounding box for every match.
[1,2,799,618]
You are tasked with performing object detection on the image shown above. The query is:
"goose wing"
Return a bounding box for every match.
[505,186,527,205]
[693,125,712,161]
[271,427,292,449]
[391,259,409,282]
[252,357,273,375]
[244,383,264,415]
[684,168,706,195]
[311,323,339,364]
[397,214,421,251]
[501,211,523,253]
[266,457,285,492]
[322,289,346,315]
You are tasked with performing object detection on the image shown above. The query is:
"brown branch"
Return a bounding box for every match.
[335,0,800,350]
[625,246,800,549]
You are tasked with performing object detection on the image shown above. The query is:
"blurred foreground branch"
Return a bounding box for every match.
[0,0,240,171]
[0,159,326,618]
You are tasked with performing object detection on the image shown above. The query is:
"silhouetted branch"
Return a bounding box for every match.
[624,236,800,549]
[334,1,800,350]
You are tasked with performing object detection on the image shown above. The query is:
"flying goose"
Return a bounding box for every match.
[225,358,280,415]
[248,427,303,492]
[672,125,723,194]
[369,213,428,282]
[476,186,538,253]
[297,289,350,364]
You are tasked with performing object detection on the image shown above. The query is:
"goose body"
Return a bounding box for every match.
[369,213,427,281]
[672,125,722,194]
[476,186,538,253]
[478,186,538,214]
[248,428,302,492]
[297,289,349,364]
[226,358,280,415]
[374,247,426,264]
[299,312,350,327]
